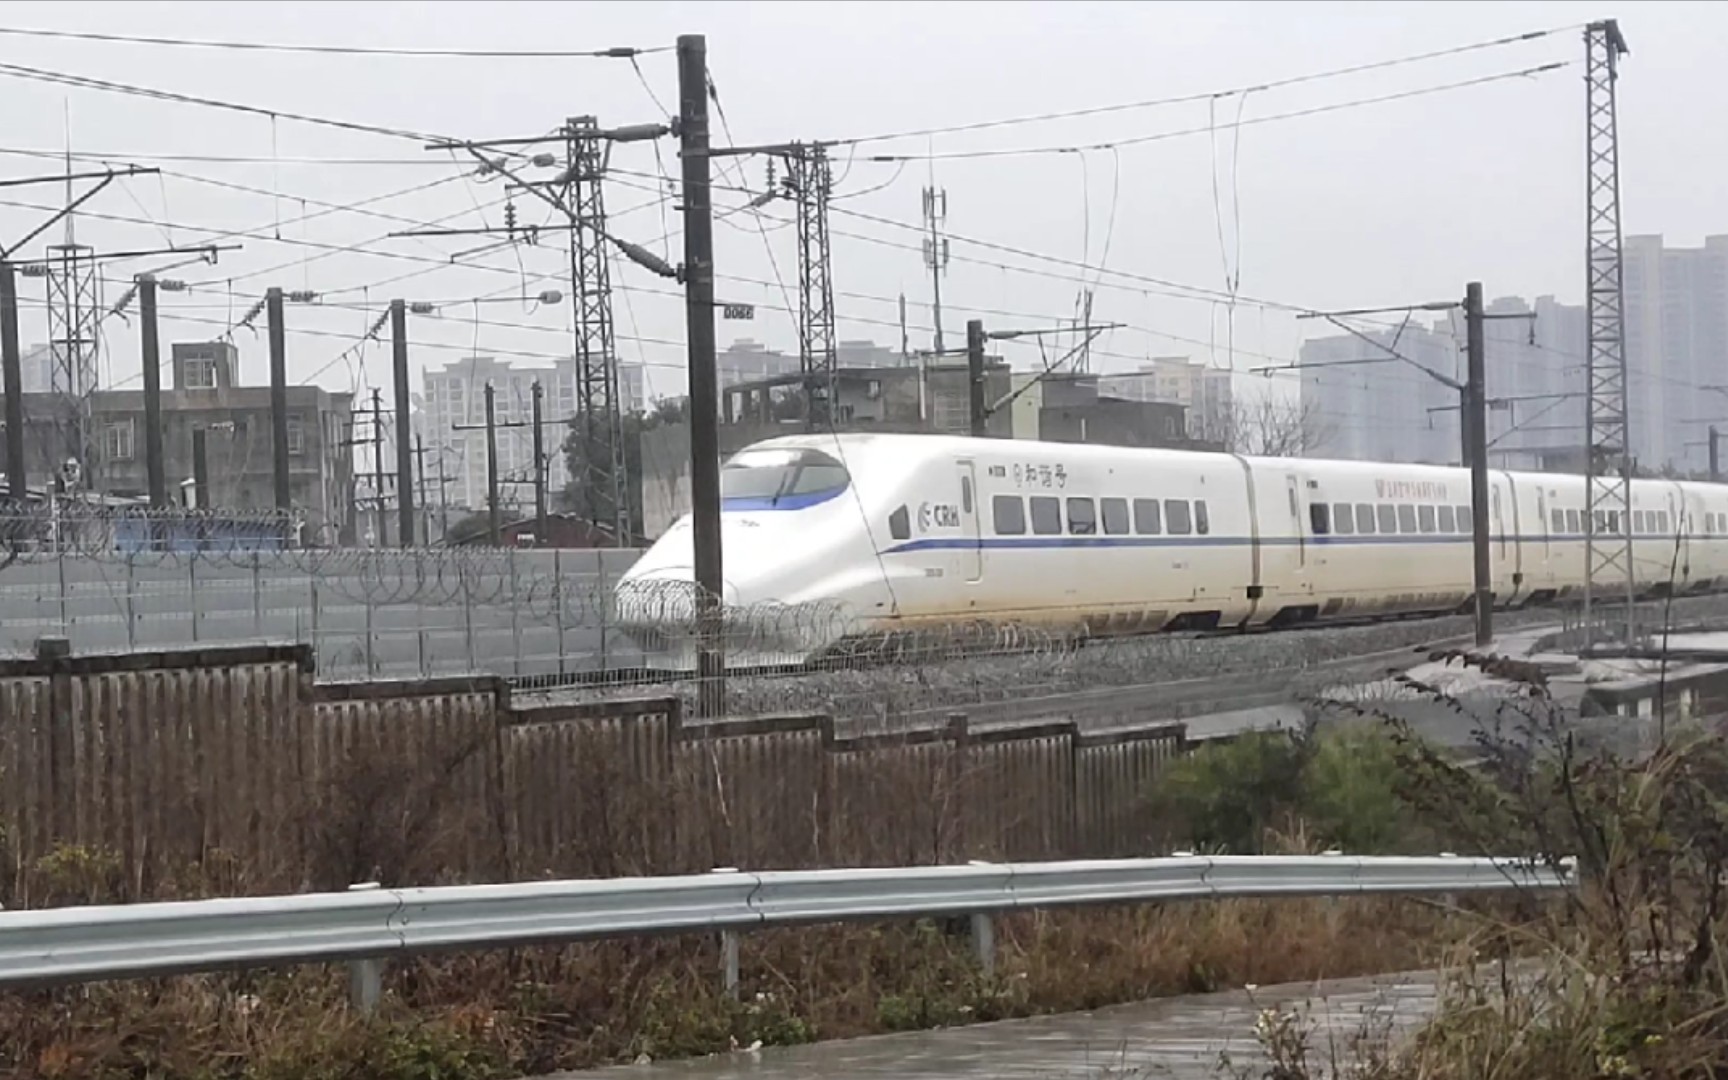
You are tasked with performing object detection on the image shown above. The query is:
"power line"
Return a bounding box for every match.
[0,147,446,167]
[0,59,441,142]
[0,24,666,58]
[862,63,1572,162]
[816,25,1575,148]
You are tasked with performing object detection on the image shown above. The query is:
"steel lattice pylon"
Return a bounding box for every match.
[565,116,632,544]
[1581,20,1634,651]
[44,241,100,483]
[789,144,836,430]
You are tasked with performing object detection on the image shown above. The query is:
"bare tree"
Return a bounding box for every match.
[1219,390,1335,458]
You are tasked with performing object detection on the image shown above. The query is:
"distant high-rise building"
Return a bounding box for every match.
[422,355,645,512]
[1099,357,1234,443]
[1623,235,1728,475]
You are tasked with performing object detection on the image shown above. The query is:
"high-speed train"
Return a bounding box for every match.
[614,432,1728,666]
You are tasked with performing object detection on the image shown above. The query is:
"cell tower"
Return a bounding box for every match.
[564,115,632,545]
[922,185,950,355]
[1580,19,1634,651]
[788,144,836,430]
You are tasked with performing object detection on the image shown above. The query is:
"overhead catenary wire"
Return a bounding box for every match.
[0,23,666,58]
[858,62,1572,162]
[808,24,1576,148]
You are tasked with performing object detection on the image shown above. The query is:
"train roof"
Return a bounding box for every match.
[731,430,1728,492]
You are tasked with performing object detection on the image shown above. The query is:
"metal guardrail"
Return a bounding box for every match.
[0,854,1574,1005]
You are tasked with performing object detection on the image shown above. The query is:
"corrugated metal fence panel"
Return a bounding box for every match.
[826,739,966,866]
[1073,727,1185,857]
[965,730,1077,861]
[0,660,309,903]
[675,719,829,871]
[501,705,678,879]
[303,689,502,888]
[0,676,51,900]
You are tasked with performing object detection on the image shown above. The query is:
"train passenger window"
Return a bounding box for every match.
[1396,505,1418,534]
[1457,506,1473,533]
[1194,501,1210,535]
[1165,499,1193,535]
[992,495,1026,535]
[1355,503,1376,535]
[1132,498,1162,535]
[1659,511,1671,533]
[1550,508,1564,533]
[1567,509,1581,533]
[1376,504,1397,534]
[1067,498,1097,536]
[1100,497,1130,535]
[960,477,974,514]
[1418,506,1437,534]
[888,505,910,541]
[1438,505,1457,533]
[1029,496,1062,536]
[1333,504,1354,535]
[1634,510,1646,534]
[1309,503,1330,535]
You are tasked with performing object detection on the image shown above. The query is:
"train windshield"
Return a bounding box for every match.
[721,447,850,508]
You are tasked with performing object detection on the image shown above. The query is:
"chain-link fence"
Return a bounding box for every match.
[0,509,646,679]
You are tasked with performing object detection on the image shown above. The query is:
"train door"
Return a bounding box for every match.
[1285,474,1311,595]
[956,461,982,583]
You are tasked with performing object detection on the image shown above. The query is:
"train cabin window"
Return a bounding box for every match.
[1067,497,1097,536]
[1165,499,1193,535]
[1194,500,1210,535]
[1355,503,1376,535]
[1659,510,1671,533]
[1417,505,1437,534]
[1438,505,1457,533]
[1567,509,1581,533]
[1132,498,1162,535]
[1029,496,1062,536]
[1457,506,1473,533]
[1332,503,1354,535]
[1376,504,1397,534]
[1550,508,1564,533]
[992,495,1026,536]
[960,476,974,514]
[888,505,910,541]
[1100,497,1130,535]
[1396,505,1418,534]
[1309,503,1330,535]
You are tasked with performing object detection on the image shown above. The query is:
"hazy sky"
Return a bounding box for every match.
[0,0,1719,405]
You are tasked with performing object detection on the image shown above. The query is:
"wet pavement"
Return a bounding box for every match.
[550,969,1448,1079]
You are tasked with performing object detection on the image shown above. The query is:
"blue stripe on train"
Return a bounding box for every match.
[880,533,1689,555]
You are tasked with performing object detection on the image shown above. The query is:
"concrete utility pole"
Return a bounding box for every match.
[0,260,24,499]
[390,298,415,546]
[266,287,291,514]
[138,275,167,508]
[678,32,725,718]
[191,427,210,510]
[1464,282,1492,648]
[371,388,387,547]
[531,379,548,541]
[967,319,987,438]
[484,382,500,546]
[1712,426,1721,484]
